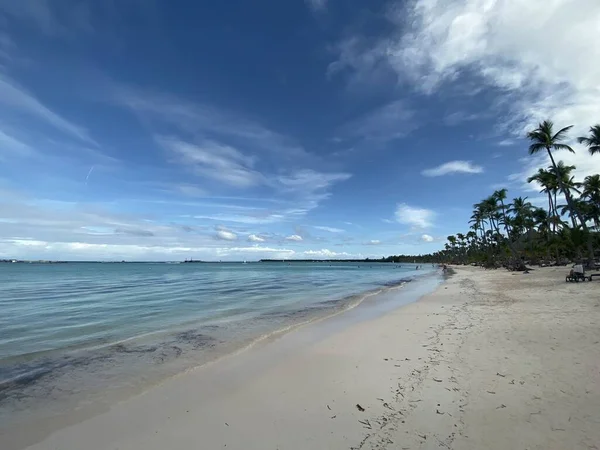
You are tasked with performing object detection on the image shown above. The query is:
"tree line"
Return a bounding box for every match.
[432,121,600,268]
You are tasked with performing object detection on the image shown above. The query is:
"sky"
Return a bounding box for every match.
[1,0,599,261]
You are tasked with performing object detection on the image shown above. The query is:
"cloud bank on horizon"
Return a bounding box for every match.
[0,0,598,261]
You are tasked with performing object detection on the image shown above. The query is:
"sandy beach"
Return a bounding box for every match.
[4,266,600,450]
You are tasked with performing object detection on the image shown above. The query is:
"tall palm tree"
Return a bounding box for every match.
[527,120,595,262]
[470,205,485,241]
[527,169,557,231]
[577,124,600,155]
[548,162,581,228]
[582,174,600,229]
[493,189,512,236]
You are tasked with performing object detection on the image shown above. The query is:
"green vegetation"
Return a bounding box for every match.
[433,120,600,269]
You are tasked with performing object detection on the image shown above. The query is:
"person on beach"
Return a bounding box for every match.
[570,262,585,277]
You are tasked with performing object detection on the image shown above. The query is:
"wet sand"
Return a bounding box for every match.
[3,266,599,449]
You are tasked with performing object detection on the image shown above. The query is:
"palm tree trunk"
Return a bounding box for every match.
[547,193,554,234]
[546,147,595,263]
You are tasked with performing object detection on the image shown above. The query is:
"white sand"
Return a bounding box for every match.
[4,266,600,450]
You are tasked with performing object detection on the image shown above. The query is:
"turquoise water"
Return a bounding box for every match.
[0,262,439,426]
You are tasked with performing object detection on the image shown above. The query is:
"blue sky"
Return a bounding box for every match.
[1,0,599,261]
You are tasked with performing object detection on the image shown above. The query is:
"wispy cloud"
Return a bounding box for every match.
[276,169,351,192]
[285,234,303,242]
[0,74,95,145]
[305,0,328,12]
[114,86,312,162]
[0,31,15,67]
[338,100,416,143]
[420,234,434,243]
[158,136,263,188]
[0,128,34,158]
[422,161,483,177]
[0,1,156,38]
[248,234,265,243]
[0,1,63,35]
[314,225,345,233]
[174,184,208,198]
[366,239,381,245]
[395,204,435,229]
[304,0,328,11]
[443,111,484,127]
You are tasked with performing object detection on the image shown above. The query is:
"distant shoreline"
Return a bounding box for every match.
[1,259,439,264]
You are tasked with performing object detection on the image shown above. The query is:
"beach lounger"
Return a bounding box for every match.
[566,273,587,282]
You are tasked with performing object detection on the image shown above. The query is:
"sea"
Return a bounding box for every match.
[0,261,441,430]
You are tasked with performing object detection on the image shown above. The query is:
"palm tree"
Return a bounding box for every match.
[527,169,557,231]
[577,124,600,155]
[508,196,533,238]
[527,120,595,262]
[548,162,581,228]
[582,174,600,204]
[493,189,512,236]
[582,174,600,229]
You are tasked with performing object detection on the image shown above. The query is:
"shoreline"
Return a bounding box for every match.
[0,271,443,449]
[3,266,599,449]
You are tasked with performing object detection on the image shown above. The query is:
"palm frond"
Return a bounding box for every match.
[577,136,591,145]
[528,143,546,155]
[552,143,575,153]
[551,124,573,142]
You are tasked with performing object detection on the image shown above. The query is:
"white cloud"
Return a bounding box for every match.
[215,229,237,241]
[314,226,345,233]
[329,0,600,176]
[0,239,297,262]
[0,189,312,261]
[215,246,295,257]
[9,238,48,247]
[285,234,303,242]
[422,160,483,177]
[497,139,517,147]
[367,239,381,245]
[0,74,94,144]
[395,204,435,229]
[248,234,265,242]
[303,249,350,258]
[421,234,434,243]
